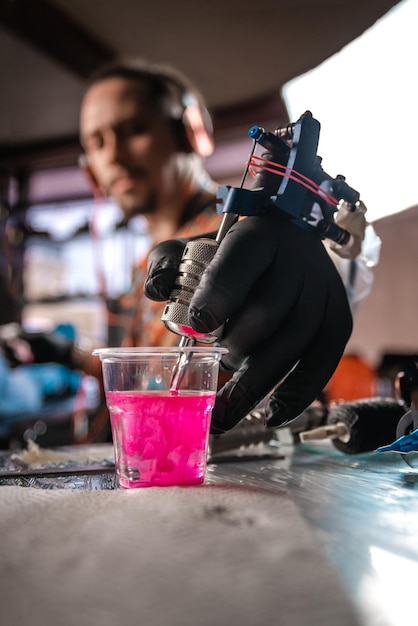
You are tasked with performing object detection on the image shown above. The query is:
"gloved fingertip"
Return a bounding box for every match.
[189,306,219,333]
[144,268,179,301]
[210,410,231,434]
[210,394,236,434]
[265,397,292,428]
[210,423,228,435]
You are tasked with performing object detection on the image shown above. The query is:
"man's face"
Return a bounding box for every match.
[79,77,181,220]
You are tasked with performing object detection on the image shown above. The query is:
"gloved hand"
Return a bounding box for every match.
[329,200,367,260]
[145,211,353,434]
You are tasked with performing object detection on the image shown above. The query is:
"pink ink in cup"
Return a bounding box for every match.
[93,347,227,488]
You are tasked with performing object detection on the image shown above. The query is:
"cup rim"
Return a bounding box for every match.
[92,346,228,359]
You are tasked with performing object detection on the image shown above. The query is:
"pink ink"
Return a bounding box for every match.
[106,390,215,488]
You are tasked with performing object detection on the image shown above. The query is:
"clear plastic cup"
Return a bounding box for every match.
[93,347,227,488]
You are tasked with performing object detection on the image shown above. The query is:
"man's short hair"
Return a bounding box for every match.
[86,59,208,123]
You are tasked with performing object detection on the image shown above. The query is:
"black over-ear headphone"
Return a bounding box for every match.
[158,70,215,158]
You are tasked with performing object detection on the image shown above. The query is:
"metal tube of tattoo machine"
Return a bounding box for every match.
[160,201,240,342]
[161,237,222,342]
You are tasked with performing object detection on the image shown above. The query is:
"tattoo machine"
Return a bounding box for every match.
[161,110,363,346]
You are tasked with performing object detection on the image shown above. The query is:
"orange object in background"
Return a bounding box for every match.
[325,353,377,403]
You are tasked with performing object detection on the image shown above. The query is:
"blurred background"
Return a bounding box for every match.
[0,0,414,379]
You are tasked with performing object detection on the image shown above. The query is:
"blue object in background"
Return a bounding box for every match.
[376,428,418,454]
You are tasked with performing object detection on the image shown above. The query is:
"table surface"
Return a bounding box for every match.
[1,435,417,626]
[212,443,418,626]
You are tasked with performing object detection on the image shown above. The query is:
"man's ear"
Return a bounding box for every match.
[78,154,103,197]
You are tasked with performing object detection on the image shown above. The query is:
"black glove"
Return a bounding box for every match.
[145,211,352,434]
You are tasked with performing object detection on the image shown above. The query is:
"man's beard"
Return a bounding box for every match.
[118,189,158,223]
[108,167,157,220]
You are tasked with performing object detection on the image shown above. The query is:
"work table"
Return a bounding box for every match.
[0,437,416,626]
